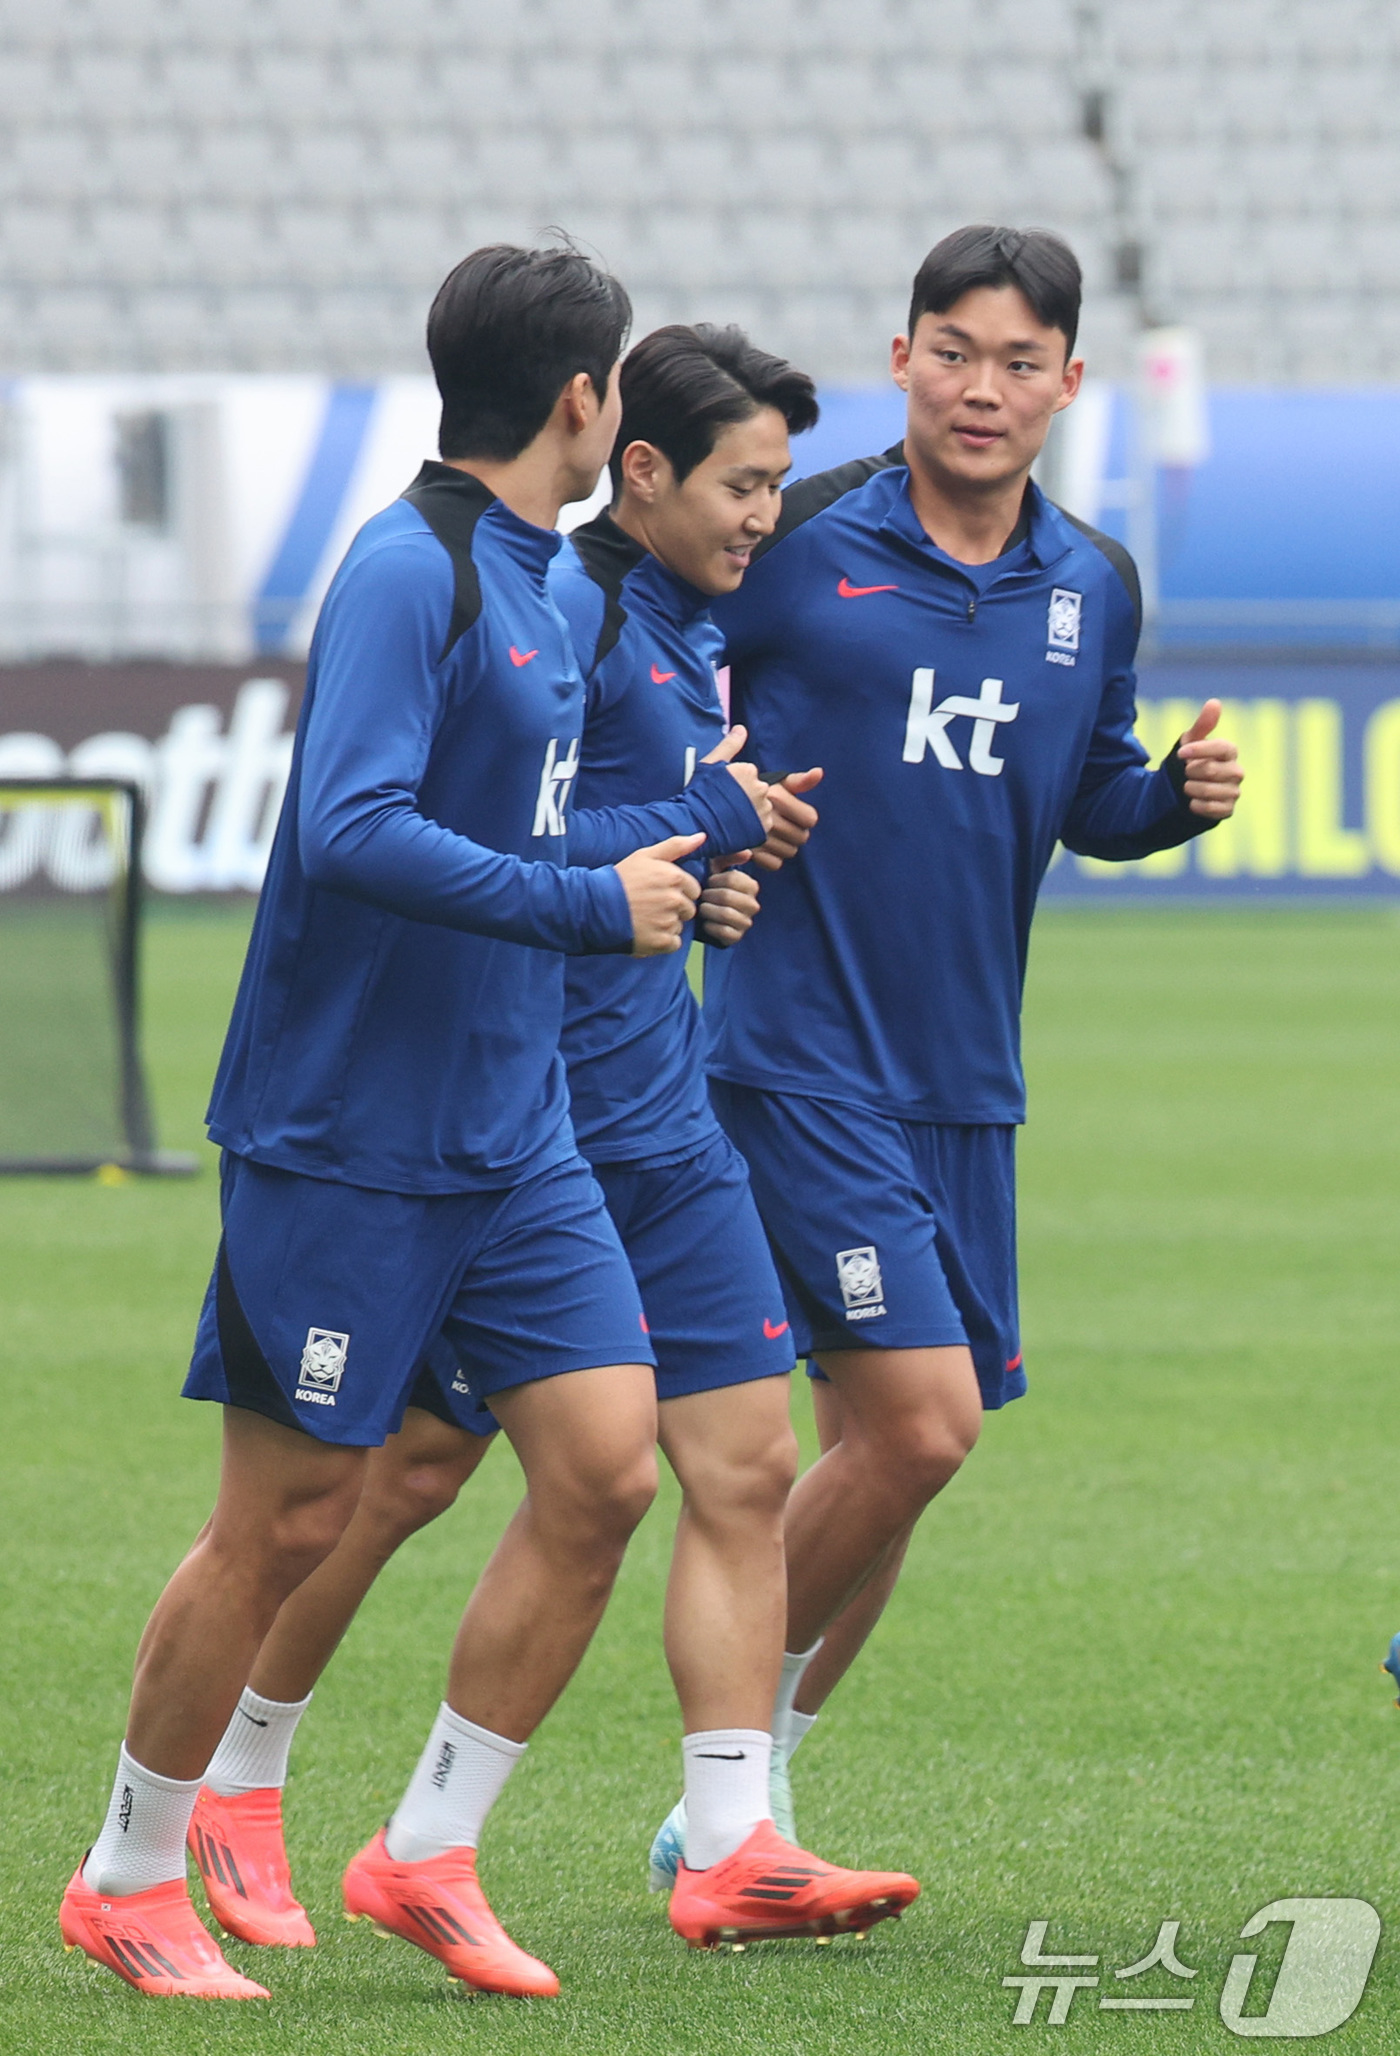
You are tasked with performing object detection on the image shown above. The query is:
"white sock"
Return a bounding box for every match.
[203,1687,313,1796]
[384,1703,525,1863]
[682,1728,772,1870]
[82,1745,202,1896]
[773,1639,823,1751]
[785,1707,818,1759]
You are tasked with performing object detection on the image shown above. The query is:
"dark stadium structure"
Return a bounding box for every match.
[0,779,197,1175]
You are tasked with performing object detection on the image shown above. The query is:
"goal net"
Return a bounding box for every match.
[0,780,196,1174]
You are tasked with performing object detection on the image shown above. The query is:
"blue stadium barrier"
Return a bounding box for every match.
[1041,660,1400,897]
[252,383,378,653]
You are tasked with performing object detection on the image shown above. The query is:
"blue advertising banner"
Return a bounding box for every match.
[3,659,1398,898]
[1043,661,1400,897]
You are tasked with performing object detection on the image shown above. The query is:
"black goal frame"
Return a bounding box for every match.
[0,777,198,1176]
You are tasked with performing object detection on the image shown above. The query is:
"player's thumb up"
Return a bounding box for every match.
[701,723,748,764]
[614,833,705,957]
[1180,698,1222,749]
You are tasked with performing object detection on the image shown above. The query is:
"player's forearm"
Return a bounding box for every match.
[299,801,633,953]
[567,761,762,869]
[1059,762,1213,862]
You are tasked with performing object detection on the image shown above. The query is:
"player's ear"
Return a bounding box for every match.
[1053,357,1085,412]
[619,439,666,504]
[890,334,912,388]
[558,370,598,434]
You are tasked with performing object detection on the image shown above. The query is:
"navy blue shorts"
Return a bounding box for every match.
[413,1131,794,1431]
[183,1151,653,1447]
[709,1081,1025,1412]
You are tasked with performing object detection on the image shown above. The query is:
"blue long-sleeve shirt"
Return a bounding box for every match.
[551,513,740,1165]
[207,464,755,1195]
[703,453,1209,1126]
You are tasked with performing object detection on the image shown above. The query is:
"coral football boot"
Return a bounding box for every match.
[668,1820,919,1949]
[59,1865,270,1998]
[343,1830,559,1997]
[188,1786,316,1947]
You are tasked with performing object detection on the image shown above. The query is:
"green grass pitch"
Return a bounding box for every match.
[1,901,1398,2053]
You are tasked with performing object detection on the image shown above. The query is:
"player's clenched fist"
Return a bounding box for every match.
[1176,700,1244,819]
[701,724,774,835]
[697,854,759,947]
[752,767,823,871]
[615,832,705,956]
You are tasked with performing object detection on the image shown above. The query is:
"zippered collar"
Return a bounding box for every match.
[878,472,1073,588]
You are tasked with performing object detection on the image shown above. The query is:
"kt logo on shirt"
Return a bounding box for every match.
[532,736,581,836]
[903,672,1020,776]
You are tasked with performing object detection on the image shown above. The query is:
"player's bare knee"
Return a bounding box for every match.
[893,1419,977,1502]
[726,1424,799,1518]
[604,1447,660,1535]
[565,1446,658,1552]
[370,1457,469,1538]
[252,1472,363,1590]
[672,1415,798,1521]
[403,1457,471,1525]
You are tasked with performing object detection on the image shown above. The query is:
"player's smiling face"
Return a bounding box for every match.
[892,286,1083,495]
[614,405,792,597]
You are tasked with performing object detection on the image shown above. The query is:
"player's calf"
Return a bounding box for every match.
[659,1381,796,1731]
[186,1411,497,1950]
[442,1364,658,1742]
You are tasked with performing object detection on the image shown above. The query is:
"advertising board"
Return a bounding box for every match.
[3,658,1398,899]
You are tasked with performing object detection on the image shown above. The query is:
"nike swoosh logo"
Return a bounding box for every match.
[763,1318,790,1339]
[837,577,899,598]
[696,1751,747,1760]
[237,1709,270,1727]
[509,646,539,667]
[651,663,677,683]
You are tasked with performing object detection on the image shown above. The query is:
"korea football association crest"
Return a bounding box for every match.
[1046,587,1082,665]
[298,1327,349,1403]
[836,1245,886,1321]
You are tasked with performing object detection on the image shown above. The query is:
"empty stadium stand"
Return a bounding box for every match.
[0,0,1395,382]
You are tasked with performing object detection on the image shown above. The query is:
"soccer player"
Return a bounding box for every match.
[645,225,1245,1875]
[59,245,776,2003]
[182,322,919,1968]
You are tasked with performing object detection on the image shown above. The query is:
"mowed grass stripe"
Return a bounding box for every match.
[0,902,1396,2052]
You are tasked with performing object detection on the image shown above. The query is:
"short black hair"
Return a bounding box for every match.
[427,242,632,463]
[610,323,819,493]
[909,226,1082,356]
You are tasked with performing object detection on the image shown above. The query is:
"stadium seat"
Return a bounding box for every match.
[0,0,1396,384]
[9,130,106,203]
[374,130,465,195]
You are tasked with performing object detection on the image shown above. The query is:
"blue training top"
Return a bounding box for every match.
[703,450,1211,1127]
[550,512,734,1167]
[207,464,759,1195]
